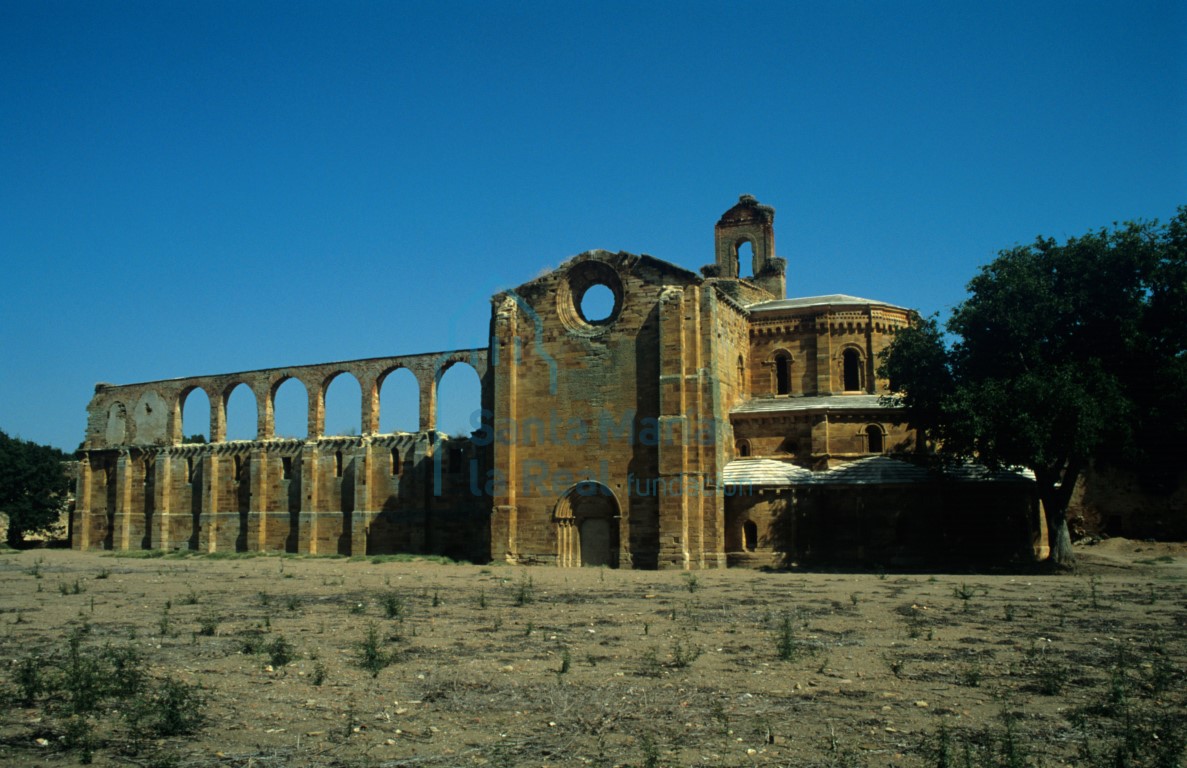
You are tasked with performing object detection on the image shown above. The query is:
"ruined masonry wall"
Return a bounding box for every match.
[74,349,491,559]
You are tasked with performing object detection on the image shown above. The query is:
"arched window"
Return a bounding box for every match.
[324,372,362,437]
[736,439,751,457]
[225,383,258,441]
[271,377,308,439]
[181,387,211,443]
[736,239,755,278]
[379,367,419,433]
[436,361,481,436]
[737,355,746,393]
[743,520,758,552]
[775,352,792,395]
[865,424,884,454]
[843,349,863,392]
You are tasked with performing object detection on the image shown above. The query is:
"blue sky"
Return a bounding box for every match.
[1,0,1183,450]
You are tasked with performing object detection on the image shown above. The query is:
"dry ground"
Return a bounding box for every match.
[1,540,1185,768]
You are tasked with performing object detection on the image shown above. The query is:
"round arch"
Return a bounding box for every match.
[865,424,885,454]
[840,346,866,392]
[270,376,309,439]
[321,370,363,437]
[770,348,794,396]
[734,237,756,278]
[223,381,259,441]
[553,481,621,568]
[378,365,420,434]
[178,386,212,444]
[435,359,481,437]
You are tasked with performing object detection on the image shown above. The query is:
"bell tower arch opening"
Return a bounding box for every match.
[708,194,785,298]
[736,238,755,279]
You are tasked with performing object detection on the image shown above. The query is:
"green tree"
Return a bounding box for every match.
[0,430,71,547]
[880,209,1187,567]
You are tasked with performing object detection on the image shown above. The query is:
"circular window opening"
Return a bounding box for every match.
[558,258,624,334]
[580,283,616,323]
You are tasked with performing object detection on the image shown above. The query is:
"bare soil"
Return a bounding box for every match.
[1,541,1185,767]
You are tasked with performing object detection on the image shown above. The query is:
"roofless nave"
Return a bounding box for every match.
[74,196,1043,568]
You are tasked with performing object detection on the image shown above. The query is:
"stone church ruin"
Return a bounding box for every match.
[74,196,1044,568]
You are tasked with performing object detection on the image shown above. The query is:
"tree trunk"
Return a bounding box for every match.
[1036,464,1079,569]
[1045,504,1075,569]
[6,524,24,550]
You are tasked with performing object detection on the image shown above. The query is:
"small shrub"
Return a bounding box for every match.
[104,644,147,698]
[60,578,85,595]
[61,714,97,764]
[355,623,392,678]
[134,678,206,737]
[637,647,663,677]
[953,583,979,611]
[267,635,295,667]
[381,592,405,620]
[61,632,105,716]
[13,654,45,705]
[239,628,266,655]
[640,732,660,768]
[196,611,219,637]
[670,635,702,668]
[775,614,801,661]
[513,574,534,606]
[683,573,699,593]
[311,660,327,686]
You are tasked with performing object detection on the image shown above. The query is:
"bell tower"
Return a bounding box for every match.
[709,194,786,298]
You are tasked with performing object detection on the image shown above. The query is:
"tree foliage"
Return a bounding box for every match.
[880,208,1187,567]
[0,430,71,547]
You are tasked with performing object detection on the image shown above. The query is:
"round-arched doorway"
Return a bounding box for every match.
[553,482,620,567]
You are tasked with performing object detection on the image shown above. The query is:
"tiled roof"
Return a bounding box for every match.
[732,394,899,416]
[721,456,1035,487]
[721,459,816,487]
[747,294,908,313]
